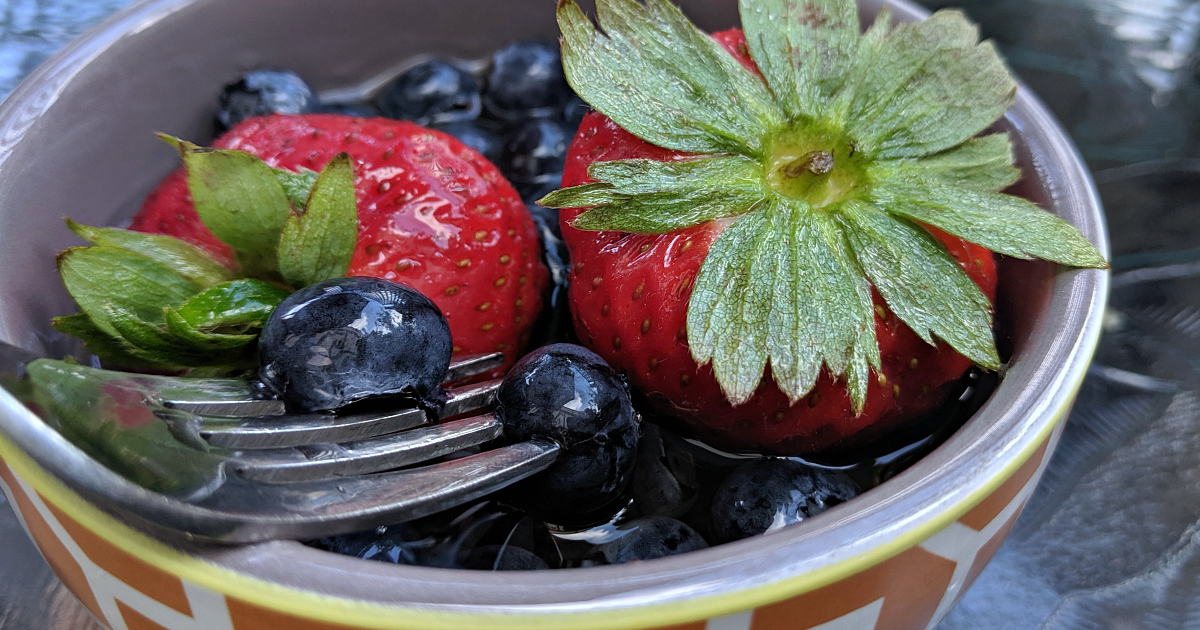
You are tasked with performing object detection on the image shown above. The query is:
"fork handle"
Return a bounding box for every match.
[192,439,561,542]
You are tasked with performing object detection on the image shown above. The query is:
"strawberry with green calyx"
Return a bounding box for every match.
[54,141,357,372]
[542,0,1106,452]
[129,115,548,372]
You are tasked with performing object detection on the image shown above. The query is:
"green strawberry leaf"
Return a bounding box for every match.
[164,309,258,351]
[165,135,294,274]
[687,198,877,409]
[889,134,1020,191]
[557,0,783,156]
[174,279,291,332]
[275,168,320,210]
[546,0,1108,410]
[23,359,228,495]
[684,208,772,404]
[843,10,1017,159]
[57,246,203,340]
[65,219,232,287]
[541,156,768,232]
[277,153,358,288]
[738,0,860,121]
[840,200,999,369]
[871,178,1109,267]
[106,305,253,369]
[51,313,158,370]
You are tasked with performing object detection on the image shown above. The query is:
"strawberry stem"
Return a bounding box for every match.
[782,150,834,177]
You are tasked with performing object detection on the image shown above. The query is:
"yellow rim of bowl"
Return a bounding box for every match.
[0,362,1080,630]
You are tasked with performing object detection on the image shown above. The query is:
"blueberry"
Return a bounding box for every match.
[631,423,699,519]
[523,199,574,347]
[709,459,859,543]
[257,277,452,413]
[463,545,550,571]
[319,102,379,118]
[434,122,503,164]
[316,524,426,565]
[499,119,571,188]
[562,96,590,129]
[495,344,639,518]
[375,61,481,126]
[216,70,318,132]
[483,41,573,120]
[592,517,708,564]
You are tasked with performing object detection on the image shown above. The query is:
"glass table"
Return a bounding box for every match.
[2,0,1199,627]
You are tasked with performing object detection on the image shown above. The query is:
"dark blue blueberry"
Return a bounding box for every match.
[375,61,481,126]
[319,102,379,118]
[592,517,708,564]
[483,41,573,120]
[216,70,318,132]
[631,423,700,519]
[517,182,574,347]
[315,523,427,565]
[463,545,550,571]
[496,344,639,518]
[434,122,503,164]
[257,277,452,413]
[499,119,571,188]
[523,198,574,347]
[709,459,859,543]
[562,95,591,129]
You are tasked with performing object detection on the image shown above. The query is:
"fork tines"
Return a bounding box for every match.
[162,352,505,451]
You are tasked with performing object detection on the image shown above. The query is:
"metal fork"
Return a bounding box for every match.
[2,348,562,544]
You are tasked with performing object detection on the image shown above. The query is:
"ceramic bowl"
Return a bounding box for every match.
[0,0,1108,628]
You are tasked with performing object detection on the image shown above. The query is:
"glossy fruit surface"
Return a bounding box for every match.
[258,277,452,413]
[495,344,639,518]
[592,516,708,564]
[462,545,549,571]
[558,30,1000,454]
[500,119,571,190]
[216,70,318,132]
[561,96,590,130]
[483,41,573,120]
[319,102,379,118]
[129,114,548,370]
[708,458,859,543]
[434,122,503,164]
[375,61,481,126]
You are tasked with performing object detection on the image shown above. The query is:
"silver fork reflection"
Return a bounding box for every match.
[6,350,561,543]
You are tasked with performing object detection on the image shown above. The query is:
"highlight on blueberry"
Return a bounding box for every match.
[434,122,503,164]
[216,70,318,132]
[495,343,639,519]
[483,41,573,120]
[591,516,708,565]
[375,60,481,126]
[498,119,571,189]
[709,459,860,544]
[257,277,453,413]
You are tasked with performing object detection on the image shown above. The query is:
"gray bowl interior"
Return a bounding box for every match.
[0,0,1108,615]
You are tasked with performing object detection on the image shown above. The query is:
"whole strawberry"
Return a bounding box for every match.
[542,0,1107,453]
[129,114,547,369]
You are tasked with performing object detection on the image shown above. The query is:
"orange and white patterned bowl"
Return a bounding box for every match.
[0,0,1108,628]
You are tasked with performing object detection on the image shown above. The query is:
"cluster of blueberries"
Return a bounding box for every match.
[256,276,862,569]
[215,41,579,203]
[217,43,981,570]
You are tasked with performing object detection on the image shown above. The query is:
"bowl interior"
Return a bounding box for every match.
[0,0,1107,614]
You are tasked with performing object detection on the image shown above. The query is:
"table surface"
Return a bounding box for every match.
[4,0,1200,628]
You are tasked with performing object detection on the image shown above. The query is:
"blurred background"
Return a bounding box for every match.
[2,0,1200,627]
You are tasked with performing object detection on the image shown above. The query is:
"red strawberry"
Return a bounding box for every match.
[557,30,1000,454]
[130,114,548,369]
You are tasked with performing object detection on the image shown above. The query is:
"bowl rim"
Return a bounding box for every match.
[0,0,1109,626]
